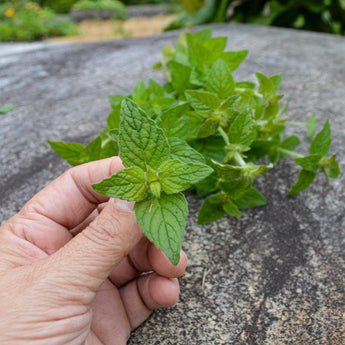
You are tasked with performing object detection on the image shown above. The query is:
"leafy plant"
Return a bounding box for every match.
[49,29,340,264]
[166,0,345,35]
[0,1,77,42]
[72,0,126,19]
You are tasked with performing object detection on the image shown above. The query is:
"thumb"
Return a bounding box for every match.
[47,198,143,294]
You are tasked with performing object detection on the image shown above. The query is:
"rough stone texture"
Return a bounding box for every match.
[0,24,344,344]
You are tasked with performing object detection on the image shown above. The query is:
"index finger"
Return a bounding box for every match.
[20,157,123,230]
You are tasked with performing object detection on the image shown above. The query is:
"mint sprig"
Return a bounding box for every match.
[93,99,212,264]
[49,29,340,265]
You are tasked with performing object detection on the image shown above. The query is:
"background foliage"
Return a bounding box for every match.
[0,1,77,41]
[166,0,345,35]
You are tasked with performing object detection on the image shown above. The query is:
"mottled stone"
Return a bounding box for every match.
[0,24,344,344]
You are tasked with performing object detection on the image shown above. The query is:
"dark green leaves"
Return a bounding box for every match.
[288,170,317,195]
[135,193,188,265]
[119,99,170,171]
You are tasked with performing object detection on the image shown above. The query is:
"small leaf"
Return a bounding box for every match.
[228,112,256,146]
[270,74,282,93]
[185,90,221,112]
[294,154,322,172]
[132,80,147,104]
[134,193,188,265]
[197,118,220,138]
[206,59,235,99]
[306,114,317,139]
[223,199,242,217]
[160,160,213,194]
[221,50,248,72]
[159,103,190,139]
[0,105,16,114]
[48,141,85,166]
[233,187,267,209]
[92,167,146,201]
[168,137,205,164]
[309,119,331,156]
[119,99,170,171]
[197,193,226,224]
[256,72,274,97]
[288,170,317,195]
[79,136,102,162]
[167,61,192,94]
[320,154,340,179]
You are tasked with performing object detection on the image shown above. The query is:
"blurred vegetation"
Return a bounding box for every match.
[0,1,77,41]
[166,0,345,35]
[72,0,126,19]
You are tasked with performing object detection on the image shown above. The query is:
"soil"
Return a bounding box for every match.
[45,14,176,43]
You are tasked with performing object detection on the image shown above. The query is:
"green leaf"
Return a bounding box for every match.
[218,179,248,199]
[223,198,242,217]
[92,167,146,201]
[288,170,317,195]
[160,160,213,194]
[197,193,226,224]
[294,154,322,172]
[228,112,256,146]
[134,193,188,265]
[109,95,125,109]
[197,118,220,138]
[119,99,170,171]
[320,155,340,179]
[132,80,148,104]
[309,119,331,156]
[107,109,121,129]
[190,135,227,162]
[79,136,102,162]
[256,72,274,97]
[168,137,205,164]
[221,50,248,72]
[270,74,282,93]
[306,114,317,139]
[167,61,192,94]
[281,135,300,150]
[48,141,85,166]
[206,59,235,99]
[185,90,221,112]
[0,105,16,114]
[233,187,267,209]
[159,103,191,139]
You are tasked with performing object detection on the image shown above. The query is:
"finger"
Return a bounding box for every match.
[120,273,180,330]
[46,198,143,299]
[19,157,123,230]
[109,242,188,287]
[90,280,131,345]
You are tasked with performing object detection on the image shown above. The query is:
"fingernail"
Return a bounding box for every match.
[113,198,135,212]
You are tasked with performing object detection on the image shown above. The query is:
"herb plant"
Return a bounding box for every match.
[49,29,340,264]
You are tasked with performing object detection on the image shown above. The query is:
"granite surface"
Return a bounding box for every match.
[0,24,344,344]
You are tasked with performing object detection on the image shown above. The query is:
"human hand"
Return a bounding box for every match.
[0,157,187,345]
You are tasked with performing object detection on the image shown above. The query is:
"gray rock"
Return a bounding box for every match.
[0,24,344,344]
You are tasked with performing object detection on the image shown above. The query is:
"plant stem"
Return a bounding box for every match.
[277,148,303,158]
[234,151,246,166]
[218,127,230,145]
[286,121,305,127]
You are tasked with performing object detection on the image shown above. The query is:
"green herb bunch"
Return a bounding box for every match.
[49,29,340,264]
